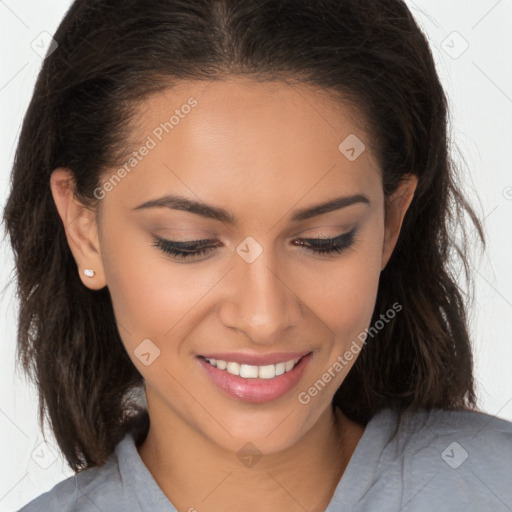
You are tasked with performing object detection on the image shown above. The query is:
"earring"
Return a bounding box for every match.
[83,268,95,278]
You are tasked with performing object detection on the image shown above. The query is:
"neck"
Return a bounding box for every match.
[137,400,365,512]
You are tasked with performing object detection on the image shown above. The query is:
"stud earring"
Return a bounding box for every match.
[83,268,95,278]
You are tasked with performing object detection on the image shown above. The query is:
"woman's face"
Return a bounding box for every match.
[59,78,416,454]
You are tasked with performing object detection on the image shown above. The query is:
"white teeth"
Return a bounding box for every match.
[285,360,295,372]
[226,361,240,375]
[240,364,259,378]
[275,362,286,376]
[204,357,301,379]
[258,364,276,379]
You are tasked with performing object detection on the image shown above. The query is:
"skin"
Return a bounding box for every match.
[50,77,417,512]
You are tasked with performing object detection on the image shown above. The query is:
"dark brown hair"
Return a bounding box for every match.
[2,0,485,472]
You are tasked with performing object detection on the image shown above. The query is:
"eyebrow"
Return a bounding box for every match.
[133,193,370,224]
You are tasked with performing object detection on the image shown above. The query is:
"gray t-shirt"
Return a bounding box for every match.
[17,407,512,511]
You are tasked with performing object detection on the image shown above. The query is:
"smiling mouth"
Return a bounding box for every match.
[197,352,313,403]
[201,355,306,380]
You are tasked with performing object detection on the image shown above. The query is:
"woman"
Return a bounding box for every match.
[4,0,511,511]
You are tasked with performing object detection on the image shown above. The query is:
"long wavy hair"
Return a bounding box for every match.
[2,0,485,472]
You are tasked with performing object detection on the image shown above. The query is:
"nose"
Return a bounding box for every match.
[219,249,304,345]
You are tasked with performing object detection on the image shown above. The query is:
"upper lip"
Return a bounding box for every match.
[199,351,311,366]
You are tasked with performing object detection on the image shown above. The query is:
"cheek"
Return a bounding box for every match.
[307,233,383,338]
[100,223,208,346]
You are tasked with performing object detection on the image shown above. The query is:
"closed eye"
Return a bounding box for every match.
[152,227,358,262]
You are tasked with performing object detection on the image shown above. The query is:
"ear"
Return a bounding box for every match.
[380,174,418,271]
[50,168,107,290]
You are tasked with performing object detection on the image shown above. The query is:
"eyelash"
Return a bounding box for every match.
[152,228,358,261]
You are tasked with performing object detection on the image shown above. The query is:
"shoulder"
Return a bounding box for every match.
[395,407,512,461]
[17,435,133,512]
[365,407,512,511]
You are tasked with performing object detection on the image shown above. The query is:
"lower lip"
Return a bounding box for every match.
[197,353,312,403]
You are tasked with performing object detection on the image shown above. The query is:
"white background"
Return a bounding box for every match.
[1,1,511,510]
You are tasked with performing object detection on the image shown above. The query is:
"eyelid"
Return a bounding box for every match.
[299,226,357,240]
[154,237,220,248]
[153,228,357,252]
[291,222,357,237]
[156,228,356,245]
[152,228,357,262]
[164,238,212,246]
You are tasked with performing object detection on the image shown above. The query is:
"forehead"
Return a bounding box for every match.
[132,77,370,150]
[107,77,381,217]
